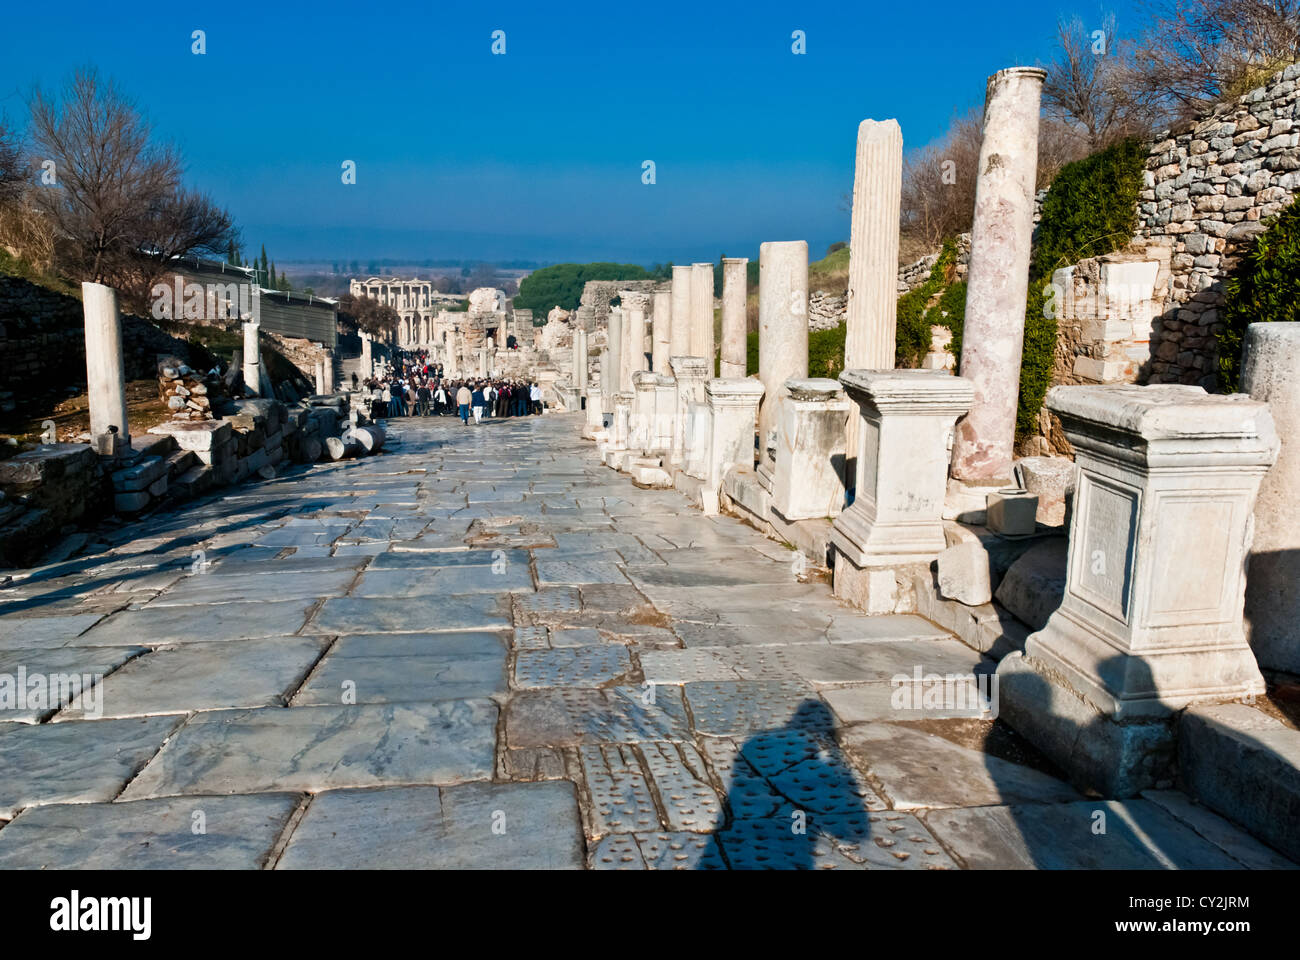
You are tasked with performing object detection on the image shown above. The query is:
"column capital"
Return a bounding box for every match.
[705,378,765,406]
[839,369,974,416]
[670,356,710,379]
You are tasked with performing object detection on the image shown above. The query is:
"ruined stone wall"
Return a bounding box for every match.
[578,280,658,327]
[1135,63,1300,386]
[0,275,201,412]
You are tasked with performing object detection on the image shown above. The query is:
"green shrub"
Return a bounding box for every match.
[1016,137,1146,436]
[896,238,958,367]
[809,325,847,378]
[924,280,967,368]
[1219,200,1300,391]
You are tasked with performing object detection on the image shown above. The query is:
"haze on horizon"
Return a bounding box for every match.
[0,0,1146,267]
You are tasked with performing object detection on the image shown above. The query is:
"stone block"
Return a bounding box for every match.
[936,540,993,606]
[771,378,849,521]
[1179,703,1300,863]
[993,538,1067,631]
[1013,456,1075,526]
[114,490,151,514]
[148,419,232,453]
[985,488,1038,536]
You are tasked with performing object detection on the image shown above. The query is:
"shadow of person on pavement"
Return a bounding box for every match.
[710,698,874,869]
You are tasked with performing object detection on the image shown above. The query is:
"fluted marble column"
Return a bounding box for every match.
[951,67,1046,483]
[621,291,648,388]
[606,307,624,395]
[720,257,748,378]
[846,119,903,370]
[690,262,714,367]
[757,241,809,479]
[670,265,691,360]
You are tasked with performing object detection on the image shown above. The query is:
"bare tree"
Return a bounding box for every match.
[1123,0,1300,123]
[337,292,399,338]
[25,68,234,308]
[1043,15,1152,150]
[0,118,22,203]
[900,109,983,255]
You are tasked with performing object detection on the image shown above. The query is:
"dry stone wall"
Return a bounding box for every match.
[1135,63,1300,386]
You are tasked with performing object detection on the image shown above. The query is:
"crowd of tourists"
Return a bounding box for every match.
[355,350,543,426]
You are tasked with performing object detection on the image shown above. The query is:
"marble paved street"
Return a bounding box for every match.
[0,413,1292,869]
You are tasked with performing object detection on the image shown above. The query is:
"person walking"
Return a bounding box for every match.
[456,382,472,425]
[417,381,431,417]
[530,381,542,415]
[471,382,486,425]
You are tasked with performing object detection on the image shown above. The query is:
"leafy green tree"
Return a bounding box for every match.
[513,262,652,315]
[1219,200,1300,391]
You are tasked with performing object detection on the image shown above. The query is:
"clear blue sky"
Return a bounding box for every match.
[0,0,1145,266]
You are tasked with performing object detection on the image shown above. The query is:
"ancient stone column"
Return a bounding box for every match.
[314,359,326,395]
[757,241,809,486]
[701,378,765,515]
[241,319,261,397]
[478,342,488,378]
[997,383,1279,797]
[599,346,612,406]
[845,119,903,371]
[720,258,748,378]
[689,263,714,366]
[82,282,131,450]
[361,332,373,379]
[652,374,676,453]
[622,291,648,387]
[322,350,336,394]
[950,66,1046,484]
[607,306,624,395]
[670,265,692,360]
[574,327,589,393]
[1241,322,1300,674]
[651,290,671,374]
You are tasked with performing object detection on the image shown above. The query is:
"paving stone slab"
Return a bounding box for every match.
[514,645,633,688]
[294,632,507,704]
[275,782,584,869]
[120,701,498,798]
[578,743,661,836]
[639,648,743,684]
[0,793,301,869]
[683,680,824,737]
[352,564,534,597]
[837,721,1080,810]
[0,645,148,722]
[922,799,1253,869]
[0,613,106,650]
[79,599,316,646]
[1139,790,1298,870]
[0,715,184,818]
[515,587,582,617]
[148,570,359,607]
[308,594,511,634]
[506,686,692,747]
[56,636,328,719]
[368,549,530,569]
[535,559,629,586]
[590,831,726,870]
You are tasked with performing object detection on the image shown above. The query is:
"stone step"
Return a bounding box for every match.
[1179,702,1300,863]
[171,464,215,499]
[165,449,198,479]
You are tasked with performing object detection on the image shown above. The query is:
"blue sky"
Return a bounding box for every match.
[1,0,1145,266]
